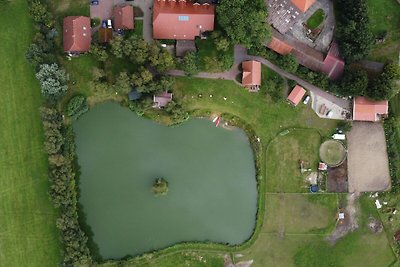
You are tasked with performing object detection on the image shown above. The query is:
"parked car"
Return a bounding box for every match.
[101,20,107,28]
[107,19,112,29]
[90,0,99,5]
[303,95,310,105]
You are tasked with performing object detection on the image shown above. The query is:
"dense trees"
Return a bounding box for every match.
[369,63,400,100]
[181,52,199,76]
[332,68,369,97]
[217,0,271,48]
[335,0,373,62]
[40,108,91,266]
[35,63,69,101]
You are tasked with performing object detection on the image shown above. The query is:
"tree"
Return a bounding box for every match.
[151,177,169,196]
[181,52,199,76]
[29,0,53,27]
[337,68,368,96]
[148,45,175,72]
[336,0,373,62]
[131,67,153,90]
[114,72,132,94]
[129,36,149,64]
[217,0,271,48]
[90,44,108,62]
[368,63,400,100]
[278,54,299,73]
[26,43,45,68]
[35,63,69,101]
[67,95,89,119]
[110,36,124,58]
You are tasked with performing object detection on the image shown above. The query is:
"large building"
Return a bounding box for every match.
[152,0,215,40]
[353,96,388,122]
[63,16,91,54]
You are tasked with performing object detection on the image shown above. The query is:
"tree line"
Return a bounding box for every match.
[26,1,92,265]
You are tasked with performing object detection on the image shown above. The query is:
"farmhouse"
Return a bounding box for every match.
[152,0,215,40]
[153,91,173,108]
[63,16,91,54]
[113,5,134,30]
[241,61,261,92]
[353,96,389,122]
[287,85,306,106]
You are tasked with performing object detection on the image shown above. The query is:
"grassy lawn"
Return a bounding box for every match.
[367,0,400,62]
[0,1,61,266]
[133,19,143,37]
[262,194,337,234]
[306,9,325,29]
[239,194,395,267]
[266,129,322,192]
[173,78,337,143]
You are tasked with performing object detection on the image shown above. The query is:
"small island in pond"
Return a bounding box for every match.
[152,178,169,196]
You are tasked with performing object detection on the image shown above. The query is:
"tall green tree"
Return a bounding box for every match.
[181,52,199,76]
[368,63,400,100]
[217,0,271,48]
[35,63,69,101]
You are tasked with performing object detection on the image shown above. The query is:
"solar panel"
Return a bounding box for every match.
[178,15,189,21]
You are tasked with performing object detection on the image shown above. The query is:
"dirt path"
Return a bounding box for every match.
[326,192,360,244]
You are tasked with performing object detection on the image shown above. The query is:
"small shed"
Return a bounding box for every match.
[287,85,306,106]
[99,28,113,43]
[153,91,173,108]
[241,61,261,92]
[128,90,142,101]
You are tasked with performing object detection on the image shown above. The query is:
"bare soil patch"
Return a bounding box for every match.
[327,160,348,192]
[347,122,391,192]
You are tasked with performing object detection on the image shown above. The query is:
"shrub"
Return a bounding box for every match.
[67,95,89,119]
[181,52,199,76]
[35,63,69,102]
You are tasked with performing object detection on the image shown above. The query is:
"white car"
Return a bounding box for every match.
[107,19,112,29]
[303,95,310,105]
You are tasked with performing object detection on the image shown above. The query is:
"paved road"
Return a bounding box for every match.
[169,45,350,110]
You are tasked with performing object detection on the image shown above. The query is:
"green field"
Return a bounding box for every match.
[367,0,400,62]
[266,129,322,192]
[239,194,395,267]
[307,9,325,29]
[0,1,61,266]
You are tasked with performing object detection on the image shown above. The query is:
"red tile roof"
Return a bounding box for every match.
[153,0,215,40]
[290,0,316,12]
[242,61,261,87]
[63,16,91,53]
[322,43,345,80]
[353,96,388,122]
[267,36,294,55]
[287,85,306,106]
[113,5,134,30]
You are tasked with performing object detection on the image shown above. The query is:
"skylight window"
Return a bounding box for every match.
[178,15,189,21]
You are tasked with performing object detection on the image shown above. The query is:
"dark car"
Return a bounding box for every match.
[101,20,107,28]
[91,0,99,5]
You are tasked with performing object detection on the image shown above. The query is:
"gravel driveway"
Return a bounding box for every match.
[347,122,391,192]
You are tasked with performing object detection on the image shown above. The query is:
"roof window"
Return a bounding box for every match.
[178,15,189,21]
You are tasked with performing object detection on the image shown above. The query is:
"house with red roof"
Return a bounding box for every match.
[63,16,91,54]
[113,5,134,31]
[242,61,262,92]
[353,96,388,122]
[287,85,306,106]
[152,0,215,40]
[321,43,345,80]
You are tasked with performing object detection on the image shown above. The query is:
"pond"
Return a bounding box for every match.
[74,102,257,259]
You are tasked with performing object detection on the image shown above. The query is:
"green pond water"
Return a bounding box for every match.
[74,103,257,259]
